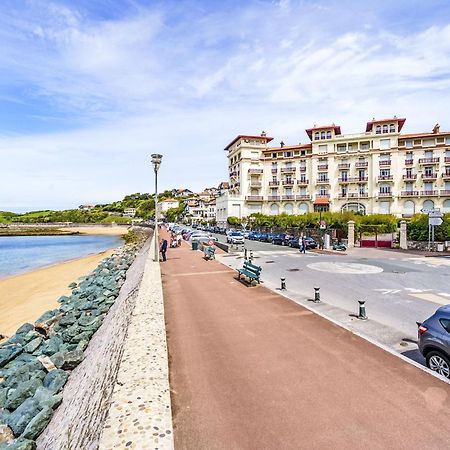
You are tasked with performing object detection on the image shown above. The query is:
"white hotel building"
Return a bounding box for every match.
[216,117,450,226]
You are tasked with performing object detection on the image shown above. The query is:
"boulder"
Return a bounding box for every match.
[33,387,62,410]
[48,353,64,369]
[61,350,84,370]
[0,438,36,449]
[7,398,40,436]
[0,346,23,369]
[38,336,63,357]
[15,324,34,335]
[68,282,77,289]
[23,338,42,354]
[21,407,53,441]
[5,377,42,410]
[69,331,93,344]
[42,370,68,393]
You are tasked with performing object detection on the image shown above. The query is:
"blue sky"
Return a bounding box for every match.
[2,0,450,211]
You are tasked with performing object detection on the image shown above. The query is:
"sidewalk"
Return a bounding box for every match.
[161,234,450,450]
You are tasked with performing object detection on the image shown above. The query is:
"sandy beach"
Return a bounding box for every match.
[0,249,115,338]
[64,225,130,236]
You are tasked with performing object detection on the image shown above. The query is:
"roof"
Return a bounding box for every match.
[366,117,406,132]
[161,198,178,202]
[263,144,312,153]
[305,125,341,140]
[224,134,274,151]
[399,132,450,139]
[313,197,330,205]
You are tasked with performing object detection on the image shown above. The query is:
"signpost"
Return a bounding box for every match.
[426,209,443,251]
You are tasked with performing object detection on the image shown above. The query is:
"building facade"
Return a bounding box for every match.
[218,118,450,223]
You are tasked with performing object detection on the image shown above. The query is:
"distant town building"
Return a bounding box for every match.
[123,208,137,218]
[157,198,180,218]
[172,188,194,198]
[79,204,95,211]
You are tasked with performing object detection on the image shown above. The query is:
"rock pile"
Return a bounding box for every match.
[0,243,141,450]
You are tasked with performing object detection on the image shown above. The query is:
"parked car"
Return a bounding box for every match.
[303,237,318,249]
[271,233,286,245]
[288,236,300,248]
[248,231,261,240]
[258,233,270,242]
[242,231,250,239]
[418,305,450,378]
[227,232,245,245]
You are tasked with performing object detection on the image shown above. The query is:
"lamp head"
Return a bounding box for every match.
[151,153,163,172]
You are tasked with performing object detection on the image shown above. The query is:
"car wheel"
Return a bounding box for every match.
[426,350,450,378]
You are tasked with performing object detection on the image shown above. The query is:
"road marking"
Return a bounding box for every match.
[374,289,401,295]
[307,262,383,274]
[410,293,450,305]
[404,288,432,293]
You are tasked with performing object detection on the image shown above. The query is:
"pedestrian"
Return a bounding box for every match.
[177,233,182,247]
[301,237,306,253]
[160,239,168,262]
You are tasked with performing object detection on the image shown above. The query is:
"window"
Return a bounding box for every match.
[360,142,370,150]
[424,151,433,158]
[285,188,293,195]
[423,139,435,147]
[301,150,306,156]
[380,139,391,150]
[319,187,328,195]
[406,168,412,177]
[443,199,450,213]
[423,199,434,210]
[272,176,277,182]
[358,184,365,194]
[284,151,293,157]
[446,137,450,145]
[440,319,450,334]
[404,200,415,215]
[414,139,421,146]
[341,171,348,181]
[272,153,277,158]
[299,203,308,214]
[315,132,320,140]
[327,131,332,139]
[376,125,381,134]
[405,182,413,192]
[318,144,328,154]
[380,201,390,214]
[321,131,326,139]
[348,143,353,151]
[424,182,433,191]
[251,151,259,159]
[300,175,306,182]
[383,124,388,133]
[284,203,293,215]
[337,144,346,152]
[318,173,328,182]
[389,124,395,132]
[424,166,433,176]
[380,185,391,193]
[341,187,347,195]
[270,204,279,215]
[405,140,413,148]
[380,169,391,177]
[271,188,277,195]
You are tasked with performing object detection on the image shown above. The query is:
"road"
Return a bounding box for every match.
[212,233,450,363]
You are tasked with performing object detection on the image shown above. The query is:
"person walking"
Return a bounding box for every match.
[160,239,168,262]
[301,236,306,254]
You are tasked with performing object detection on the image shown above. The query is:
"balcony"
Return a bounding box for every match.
[418,157,439,164]
[297,179,309,185]
[378,191,392,198]
[379,160,391,166]
[245,196,264,201]
[400,191,419,197]
[269,181,280,186]
[348,192,368,198]
[443,172,450,180]
[402,174,417,180]
[229,171,237,177]
[316,178,330,184]
[404,159,414,166]
[281,167,295,173]
[296,194,311,200]
[378,175,393,181]
[338,163,351,169]
[445,157,450,163]
[249,181,262,188]
[282,180,295,186]
[282,195,295,201]
[248,168,263,174]
[421,190,438,197]
[422,173,438,180]
[351,176,368,183]
[317,164,328,171]
[440,190,450,196]
[338,178,350,184]
[315,194,330,199]
[355,161,368,168]
[299,166,307,172]
[271,168,278,173]
[338,193,348,199]
[268,195,280,201]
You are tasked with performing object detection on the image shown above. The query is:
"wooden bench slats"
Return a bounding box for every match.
[237,260,262,286]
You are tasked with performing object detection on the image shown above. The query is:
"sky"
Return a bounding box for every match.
[2,0,450,211]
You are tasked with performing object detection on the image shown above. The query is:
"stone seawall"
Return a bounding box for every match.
[35,239,151,449]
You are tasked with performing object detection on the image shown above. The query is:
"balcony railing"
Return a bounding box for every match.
[271,168,278,173]
[338,163,350,169]
[421,190,438,196]
[443,172,450,180]
[281,167,295,173]
[445,157,450,163]
[245,196,264,201]
[422,173,438,179]
[282,180,295,186]
[229,171,237,177]
[297,179,308,185]
[317,164,328,171]
[354,176,368,182]
[299,166,307,172]
[419,157,439,164]
[440,190,450,196]
[316,179,330,184]
[249,182,262,188]
[378,191,392,197]
[338,178,350,183]
[379,160,391,166]
[378,175,393,181]
[402,174,417,180]
[269,181,279,186]
[315,194,330,199]
[296,195,310,200]
[355,161,368,168]
[282,195,295,201]
[404,159,414,165]
[248,168,263,174]
[400,191,419,197]
[347,192,368,198]
[268,195,280,201]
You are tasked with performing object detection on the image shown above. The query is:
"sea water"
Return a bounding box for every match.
[0,235,123,278]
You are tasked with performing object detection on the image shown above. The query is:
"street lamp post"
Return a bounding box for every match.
[151,154,163,262]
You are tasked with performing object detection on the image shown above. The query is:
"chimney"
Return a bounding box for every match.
[261,130,266,137]
[432,123,440,134]
[280,141,285,148]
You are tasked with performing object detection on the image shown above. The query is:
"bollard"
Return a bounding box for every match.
[280,278,286,290]
[358,300,368,320]
[244,248,248,260]
[249,251,254,261]
[314,287,321,303]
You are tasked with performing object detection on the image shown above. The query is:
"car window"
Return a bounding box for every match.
[439,319,450,333]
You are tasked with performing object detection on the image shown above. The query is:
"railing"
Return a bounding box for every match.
[355,161,368,168]
[402,174,417,180]
[378,175,393,181]
[338,193,348,199]
[282,195,295,201]
[317,164,328,170]
[268,195,280,201]
[443,172,450,180]
[338,163,350,169]
[248,168,263,174]
[347,192,368,198]
[422,173,438,179]
[229,171,237,176]
[379,160,391,166]
[445,157,450,163]
[420,190,438,196]
[316,179,330,184]
[338,178,350,183]
[354,176,368,182]
[400,191,419,197]
[269,181,279,186]
[245,196,263,201]
[378,191,392,197]
[271,168,278,173]
[404,159,414,165]
[315,194,330,199]
[280,167,295,173]
[296,195,310,200]
[299,166,307,172]
[249,182,262,187]
[440,190,450,195]
[419,157,439,164]
[282,180,295,185]
[297,179,308,185]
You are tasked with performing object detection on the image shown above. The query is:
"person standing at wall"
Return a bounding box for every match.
[160,239,168,262]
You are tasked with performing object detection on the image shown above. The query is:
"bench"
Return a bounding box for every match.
[237,260,262,286]
[203,246,216,260]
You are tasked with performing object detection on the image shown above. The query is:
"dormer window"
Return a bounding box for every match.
[326,131,331,139]
[315,132,320,140]
[389,124,395,133]
[383,124,388,133]
[376,125,381,134]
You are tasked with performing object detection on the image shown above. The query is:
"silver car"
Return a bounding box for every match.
[418,305,450,378]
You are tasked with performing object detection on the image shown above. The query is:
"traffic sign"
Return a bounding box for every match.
[429,211,443,218]
[319,220,327,230]
[207,239,214,246]
[429,217,443,226]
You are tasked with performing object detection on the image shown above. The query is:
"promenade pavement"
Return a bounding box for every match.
[160,233,450,450]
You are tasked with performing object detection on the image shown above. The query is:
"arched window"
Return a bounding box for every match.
[321,131,326,139]
[299,203,308,215]
[376,125,381,134]
[404,200,415,216]
[389,124,395,132]
[326,131,332,139]
[270,203,279,215]
[284,203,293,215]
[443,199,450,213]
[314,132,320,140]
[383,124,388,133]
[423,200,434,211]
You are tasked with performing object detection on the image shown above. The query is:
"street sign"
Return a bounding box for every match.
[429,211,443,218]
[207,239,214,246]
[319,220,326,230]
[429,217,443,226]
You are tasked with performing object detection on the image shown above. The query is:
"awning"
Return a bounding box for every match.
[314,197,330,205]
